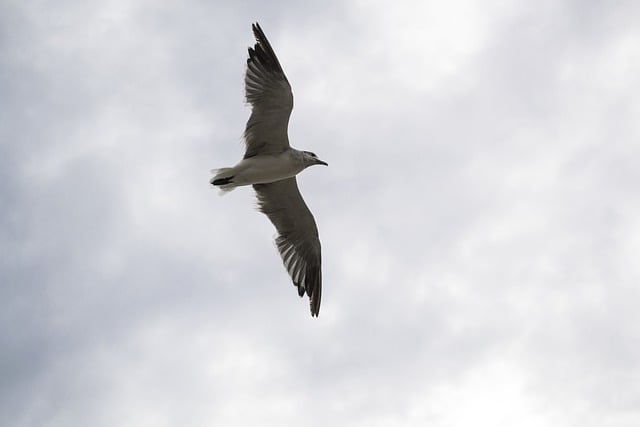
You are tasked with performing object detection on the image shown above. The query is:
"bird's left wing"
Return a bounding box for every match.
[244,23,293,159]
[253,178,322,317]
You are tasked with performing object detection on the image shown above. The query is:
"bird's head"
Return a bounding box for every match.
[302,151,328,167]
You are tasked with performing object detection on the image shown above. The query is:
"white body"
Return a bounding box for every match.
[212,149,308,192]
[233,150,305,185]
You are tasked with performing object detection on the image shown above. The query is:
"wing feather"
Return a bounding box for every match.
[254,178,322,316]
[244,23,293,159]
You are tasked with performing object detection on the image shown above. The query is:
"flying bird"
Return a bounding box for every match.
[211,23,328,317]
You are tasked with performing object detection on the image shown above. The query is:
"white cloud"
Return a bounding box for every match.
[1,1,639,426]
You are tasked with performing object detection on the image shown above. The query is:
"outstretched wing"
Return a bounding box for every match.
[244,23,293,159]
[254,178,322,317]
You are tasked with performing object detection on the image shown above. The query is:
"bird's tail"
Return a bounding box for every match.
[210,168,237,194]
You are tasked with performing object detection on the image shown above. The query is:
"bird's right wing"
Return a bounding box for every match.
[243,23,293,159]
[254,178,322,317]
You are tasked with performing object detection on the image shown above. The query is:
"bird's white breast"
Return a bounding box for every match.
[233,150,304,185]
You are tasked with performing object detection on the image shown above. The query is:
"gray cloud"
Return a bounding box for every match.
[1,1,639,426]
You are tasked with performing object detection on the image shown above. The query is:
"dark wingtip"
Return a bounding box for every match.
[295,277,321,318]
[310,296,320,317]
[252,22,263,39]
[310,303,319,317]
[308,267,322,318]
[246,22,287,78]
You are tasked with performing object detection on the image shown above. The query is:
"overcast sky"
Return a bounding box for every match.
[2,1,640,426]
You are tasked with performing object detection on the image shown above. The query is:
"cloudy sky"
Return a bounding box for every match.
[2,0,640,426]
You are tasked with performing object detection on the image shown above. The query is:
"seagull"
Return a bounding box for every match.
[210,23,328,317]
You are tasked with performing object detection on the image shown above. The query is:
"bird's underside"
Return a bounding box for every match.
[211,23,325,317]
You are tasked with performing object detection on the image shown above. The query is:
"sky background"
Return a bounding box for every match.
[2,0,640,426]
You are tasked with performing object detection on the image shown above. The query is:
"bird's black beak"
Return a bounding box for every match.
[316,159,328,166]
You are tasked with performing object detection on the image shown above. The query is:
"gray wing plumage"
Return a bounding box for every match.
[244,23,293,159]
[254,178,322,317]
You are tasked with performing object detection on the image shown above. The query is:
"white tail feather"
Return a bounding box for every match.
[210,167,237,195]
